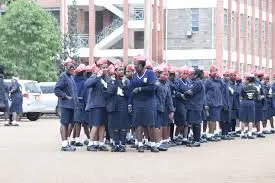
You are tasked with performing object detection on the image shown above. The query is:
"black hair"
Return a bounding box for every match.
[192,69,203,80]
[0,74,4,79]
[247,77,255,83]
[138,61,146,68]
[76,71,84,76]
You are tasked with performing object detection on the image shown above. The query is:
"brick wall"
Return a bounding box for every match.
[166,8,213,50]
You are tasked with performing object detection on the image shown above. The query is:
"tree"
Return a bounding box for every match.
[60,0,79,64]
[0,0,61,81]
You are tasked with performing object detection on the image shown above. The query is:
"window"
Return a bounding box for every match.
[47,10,60,26]
[224,9,228,50]
[240,63,244,76]
[255,18,259,56]
[40,86,55,94]
[232,11,236,51]
[262,21,266,57]
[248,16,251,54]
[232,62,236,70]
[223,60,227,71]
[191,8,199,32]
[24,82,41,93]
[240,14,244,52]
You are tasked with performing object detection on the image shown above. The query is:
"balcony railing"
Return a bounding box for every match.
[74,34,89,48]
[96,18,123,43]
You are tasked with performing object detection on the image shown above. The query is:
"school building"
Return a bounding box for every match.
[1,0,275,75]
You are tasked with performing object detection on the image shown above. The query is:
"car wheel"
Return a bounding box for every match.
[26,113,41,121]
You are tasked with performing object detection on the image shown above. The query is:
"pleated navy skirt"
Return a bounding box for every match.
[239,100,255,123]
[89,107,107,127]
[108,111,129,130]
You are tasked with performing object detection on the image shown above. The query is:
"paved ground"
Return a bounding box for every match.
[0,118,275,183]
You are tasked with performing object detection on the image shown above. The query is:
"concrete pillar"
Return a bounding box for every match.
[123,0,129,64]
[272,0,275,73]
[144,0,153,61]
[89,0,96,64]
[236,0,240,73]
[215,0,224,72]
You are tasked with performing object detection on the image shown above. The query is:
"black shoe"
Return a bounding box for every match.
[181,140,192,146]
[74,142,83,147]
[87,145,98,152]
[247,135,256,139]
[151,146,160,153]
[61,145,76,152]
[189,142,201,147]
[4,123,11,126]
[168,141,177,147]
[200,138,207,143]
[111,145,120,152]
[70,141,76,146]
[252,132,257,136]
[227,135,235,140]
[137,146,144,153]
[236,130,242,134]
[119,145,126,152]
[98,145,108,151]
[201,134,207,139]
[231,133,241,137]
[207,137,218,142]
[221,135,231,140]
[271,129,275,134]
[214,136,222,141]
[84,140,89,146]
[263,130,271,135]
[241,135,248,139]
[126,139,135,145]
[105,140,110,145]
[130,144,137,149]
[257,133,266,138]
[144,144,151,150]
[158,144,168,151]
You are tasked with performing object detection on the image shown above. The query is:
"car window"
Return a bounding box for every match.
[24,82,41,93]
[40,85,55,94]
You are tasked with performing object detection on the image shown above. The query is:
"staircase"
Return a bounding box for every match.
[95,18,123,49]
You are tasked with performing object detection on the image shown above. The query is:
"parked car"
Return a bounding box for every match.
[39,82,58,116]
[4,79,45,121]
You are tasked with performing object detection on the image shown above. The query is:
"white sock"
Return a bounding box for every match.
[110,139,114,144]
[138,142,143,147]
[248,131,252,136]
[88,140,94,146]
[156,142,161,147]
[94,141,99,146]
[75,137,80,143]
[241,131,245,136]
[99,142,104,146]
[178,134,183,138]
[62,140,68,147]
[151,142,156,147]
[206,133,213,138]
[144,138,149,144]
[135,139,138,145]
[70,138,75,142]
[183,138,188,141]
[147,141,152,146]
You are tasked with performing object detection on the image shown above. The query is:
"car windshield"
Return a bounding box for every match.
[24,82,41,93]
[40,85,55,94]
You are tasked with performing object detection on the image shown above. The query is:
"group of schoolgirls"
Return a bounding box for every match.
[54,56,275,153]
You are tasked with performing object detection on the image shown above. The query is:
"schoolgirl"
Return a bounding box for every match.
[106,62,130,152]
[155,65,174,151]
[204,65,223,141]
[54,59,77,151]
[174,66,190,145]
[220,71,234,140]
[254,72,266,138]
[70,64,87,146]
[239,73,258,139]
[185,68,205,147]
[129,55,158,153]
[85,58,109,152]
[262,75,274,134]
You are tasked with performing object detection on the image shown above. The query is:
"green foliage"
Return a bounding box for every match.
[60,0,79,65]
[0,0,61,81]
